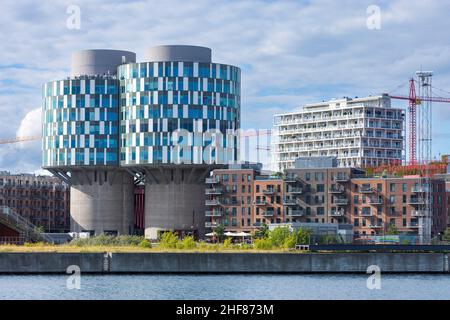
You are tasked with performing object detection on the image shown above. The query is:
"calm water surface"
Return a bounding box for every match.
[0,274,449,300]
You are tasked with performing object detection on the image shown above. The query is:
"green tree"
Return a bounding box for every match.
[443,228,450,241]
[293,228,312,245]
[213,224,226,242]
[268,227,291,247]
[254,223,270,239]
[387,224,399,235]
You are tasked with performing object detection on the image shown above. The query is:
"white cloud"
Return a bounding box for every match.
[1,0,450,172]
[16,107,41,138]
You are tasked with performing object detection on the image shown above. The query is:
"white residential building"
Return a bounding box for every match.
[273,95,405,171]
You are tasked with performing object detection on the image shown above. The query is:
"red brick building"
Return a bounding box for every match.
[0,172,70,232]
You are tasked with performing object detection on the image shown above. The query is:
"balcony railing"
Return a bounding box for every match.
[333,176,349,182]
[263,210,275,217]
[263,189,275,195]
[333,198,349,205]
[205,188,222,195]
[369,197,383,205]
[205,200,221,206]
[360,187,374,193]
[285,175,301,183]
[329,186,345,193]
[288,188,303,194]
[205,210,223,217]
[411,210,428,217]
[283,199,298,206]
[205,178,219,184]
[329,211,345,217]
[254,201,267,206]
[205,221,218,228]
[290,210,304,217]
[408,198,426,205]
[411,186,429,193]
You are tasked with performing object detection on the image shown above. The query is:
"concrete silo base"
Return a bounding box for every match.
[142,166,218,240]
[69,169,134,235]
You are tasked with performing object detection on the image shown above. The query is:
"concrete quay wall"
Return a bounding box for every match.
[0,252,448,274]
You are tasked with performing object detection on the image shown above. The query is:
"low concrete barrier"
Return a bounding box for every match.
[0,252,447,274]
[0,253,105,273]
[111,252,445,273]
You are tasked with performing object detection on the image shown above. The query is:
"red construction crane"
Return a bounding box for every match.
[388,74,450,165]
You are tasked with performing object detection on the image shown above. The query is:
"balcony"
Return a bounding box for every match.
[333,176,349,182]
[205,200,221,206]
[411,186,429,193]
[329,211,345,217]
[254,201,267,206]
[290,210,304,217]
[411,210,428,217]
[285,175,301,183]
[263,209,275,217]
[329,186,345,193]
[284,198,298,206]
[360,187,374,193]
[205,210,223,217]
[205,222,218,228]
[288,187,303,194]
[408,198,426,205]
[368,197,383,205]
[263,189,275,195]
[205,178,219,184]
[205,188,222,195]
[333,198,349,205]
[361,210,375,216]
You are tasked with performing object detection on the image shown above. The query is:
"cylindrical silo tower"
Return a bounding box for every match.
[118,45,241,239]
[42,49,136,235]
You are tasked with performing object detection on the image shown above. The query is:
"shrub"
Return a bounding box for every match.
[68,234,146,247]
[24,242,46,247]
[159,231,179,249]
[283,234,296,249]
[253,238,273,250]
[223,238,232,248]
[139,239,152,248]
[177,236,196,250]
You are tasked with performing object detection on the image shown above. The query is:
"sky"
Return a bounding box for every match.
[1,0,450,173]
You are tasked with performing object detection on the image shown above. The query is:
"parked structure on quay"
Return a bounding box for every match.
[273,95,405,171]
[42,45,240,239]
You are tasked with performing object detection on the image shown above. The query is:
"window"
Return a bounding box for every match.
[377,183,382,192]
[389,183,396,192]
[389,195,395,204]
[402,183,407,193]
[316,184,325,192]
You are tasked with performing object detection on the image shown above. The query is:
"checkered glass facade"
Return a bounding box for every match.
[118,61,241,165]
[42,76,120,167]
